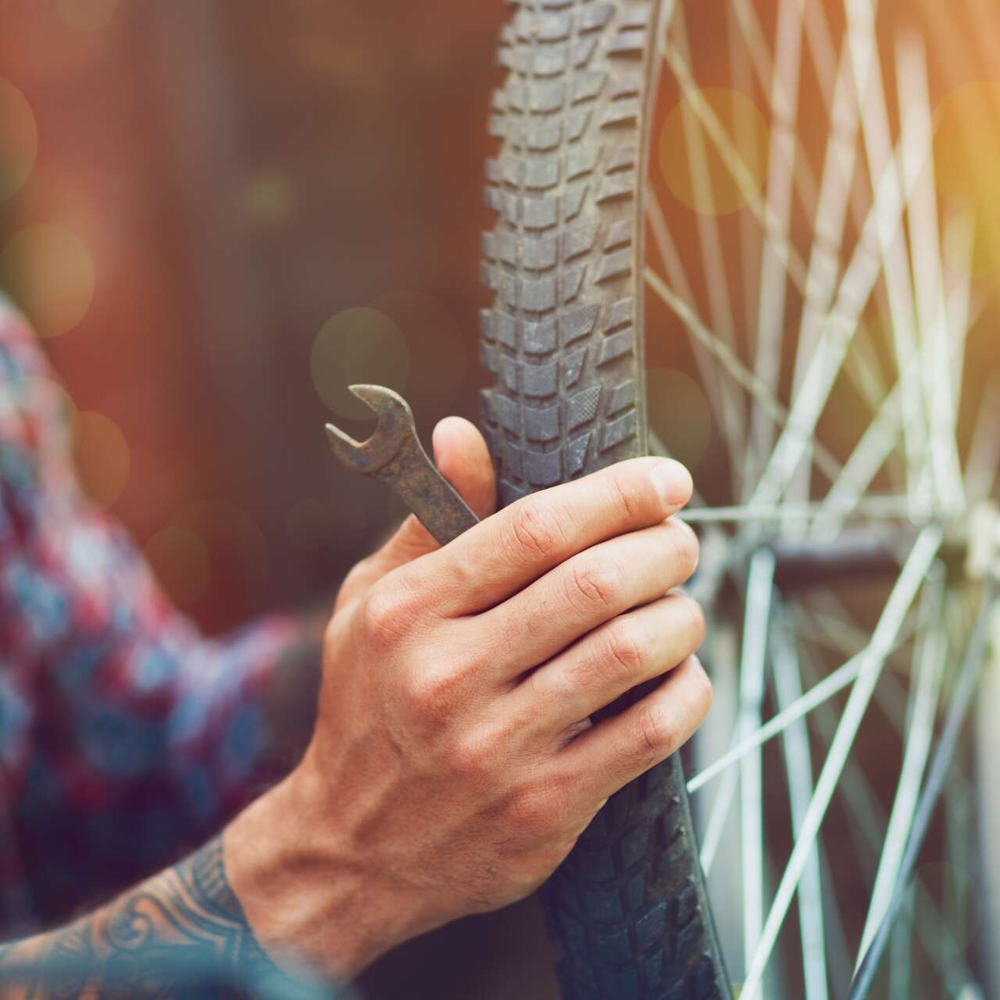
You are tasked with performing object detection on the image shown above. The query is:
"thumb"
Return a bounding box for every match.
[340,417,497,601]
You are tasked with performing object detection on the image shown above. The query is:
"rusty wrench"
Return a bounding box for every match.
[325,385,481,546]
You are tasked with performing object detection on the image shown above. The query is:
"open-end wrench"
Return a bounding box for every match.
[325,385,480,546]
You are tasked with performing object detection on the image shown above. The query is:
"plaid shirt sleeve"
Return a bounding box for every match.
[0,297,303,936]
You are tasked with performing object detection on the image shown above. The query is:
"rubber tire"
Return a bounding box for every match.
[478,2,730,997]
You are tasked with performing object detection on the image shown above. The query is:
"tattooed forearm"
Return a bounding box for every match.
[0,836,322,999]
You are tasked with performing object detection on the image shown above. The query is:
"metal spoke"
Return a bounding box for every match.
[688,652,862,796]
[815,281,980,533]
[741,526,942,999]
[658,38,809,296]
[669,5,742,450]
[739,551,777,973]
[797,620,977,988]
[730,1,762,361]
[727,0,822,217]
[750,102,932,508]
[745,0,805,488]
[785,13,866,512]
[851,571,998,996]
[773,609,829,1000]
[846,0,927,509]
[646,192,747,488]
[700,753,739,877]
[645,268,844,486]
[888,886,915,1000]
[966,370,1000,504]
[645,4,994,994]
[855,569,947,969]
[896,32,966,517]
[687,570,924,797]
[682,493,913,525]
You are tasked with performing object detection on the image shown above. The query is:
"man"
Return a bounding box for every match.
[0,297,711,995]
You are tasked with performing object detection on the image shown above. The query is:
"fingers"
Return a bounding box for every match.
[335,418,496,604]
[371,417,497,565]
[517,593,705,737]
[415,457,694,616]
[480,517,699,680]
[557,656,713,803]
[433,417,497,520]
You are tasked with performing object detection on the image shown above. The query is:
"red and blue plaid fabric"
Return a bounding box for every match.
[0,297,300,938]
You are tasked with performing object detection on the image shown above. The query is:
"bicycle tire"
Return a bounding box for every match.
[479,1,730,996]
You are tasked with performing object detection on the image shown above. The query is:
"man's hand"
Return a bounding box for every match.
[226,418,711,980]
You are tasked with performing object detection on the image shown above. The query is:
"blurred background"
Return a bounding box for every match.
[0,0,506,636]
[0,3,559,995]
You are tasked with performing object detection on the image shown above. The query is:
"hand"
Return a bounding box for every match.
[226,420,711,981]
[331,416,499,614]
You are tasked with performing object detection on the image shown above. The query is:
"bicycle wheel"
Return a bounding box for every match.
[479,1,1000,997]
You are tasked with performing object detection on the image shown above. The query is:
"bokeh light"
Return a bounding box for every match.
[239,173,293,226]
[0,224,96,338]
[55,0,117,32]
[943,208,999,278]
[0,78,37,206]
[286,497,335,550]
[71,410,130,508]
[659,86,769,216]
[935,82,1000,218]
[646,367,712,469]
[310,306,410,420]
[143,526,211,609]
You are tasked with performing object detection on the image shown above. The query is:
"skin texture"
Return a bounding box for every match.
[0,417,712,993]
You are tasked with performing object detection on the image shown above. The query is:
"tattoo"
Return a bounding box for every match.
[0,837,327,999]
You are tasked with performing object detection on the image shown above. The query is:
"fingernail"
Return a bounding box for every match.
[650,461,692,508]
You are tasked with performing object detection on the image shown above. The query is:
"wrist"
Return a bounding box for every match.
[223,746,418,979]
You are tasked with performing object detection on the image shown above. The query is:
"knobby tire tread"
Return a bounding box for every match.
[479,1,730,997]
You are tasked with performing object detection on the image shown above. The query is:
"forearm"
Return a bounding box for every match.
[0,836,320,998]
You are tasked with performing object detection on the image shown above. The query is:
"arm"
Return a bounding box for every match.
[0,837,321,999]
[2,418,712,991]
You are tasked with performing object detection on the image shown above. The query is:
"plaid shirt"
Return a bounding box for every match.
[0,297,300,939]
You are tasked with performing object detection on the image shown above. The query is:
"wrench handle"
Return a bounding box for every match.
[373,438,480,546]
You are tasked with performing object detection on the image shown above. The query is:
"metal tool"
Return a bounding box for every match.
[325,385,480,546]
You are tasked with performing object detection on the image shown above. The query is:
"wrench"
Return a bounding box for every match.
[325,385,480,546]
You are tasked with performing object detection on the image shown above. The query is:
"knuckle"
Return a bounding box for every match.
[606,469,644,523]
[509,499,563,564]
[361,586,410,647]
[567,555,623,614]
[635,703,674,763]
[603,617,646,677]
[403,663,461,720]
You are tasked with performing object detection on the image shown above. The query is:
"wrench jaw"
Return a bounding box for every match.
[347,384,412,423]
[323,382,481,546]
[324,423,372,472]
[324,384,414,474]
